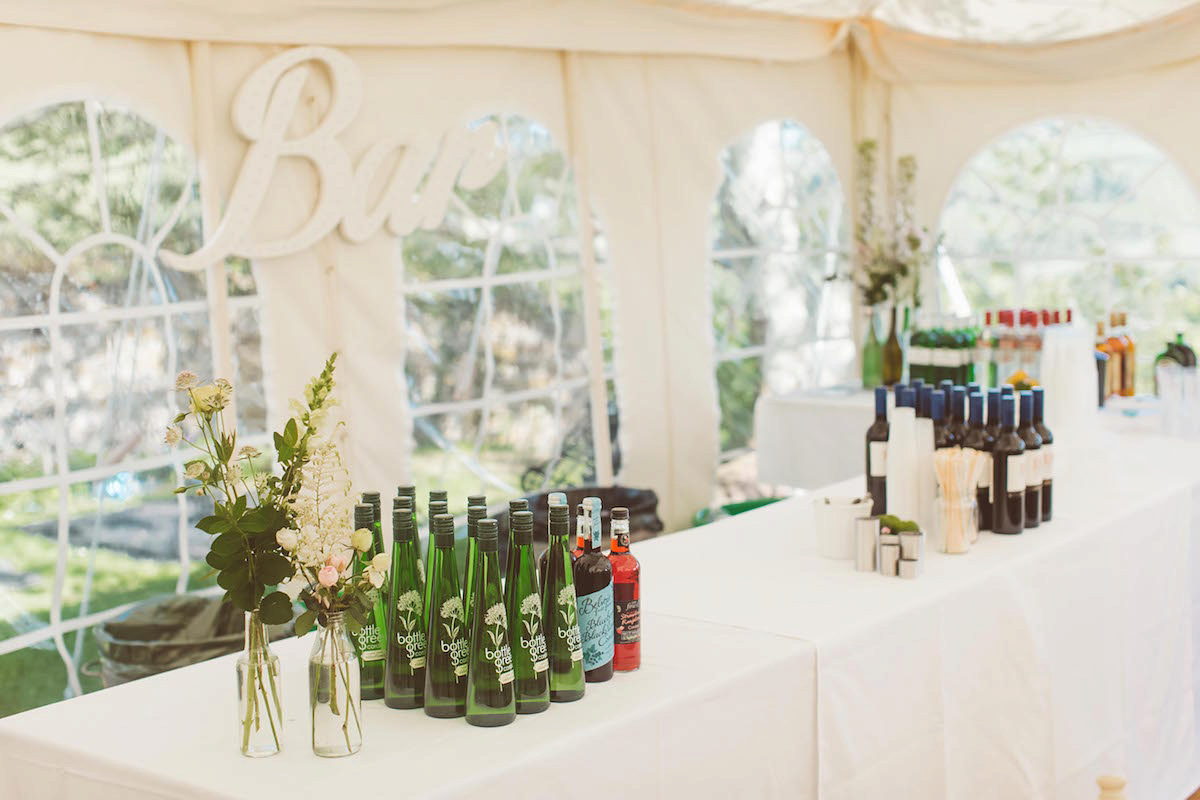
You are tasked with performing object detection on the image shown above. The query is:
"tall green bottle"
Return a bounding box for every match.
[465,519,516,727]
[504,510,549,714]
[541,502,585,702]
[423,495,448,635]
[504,498,529,586]
[385,497,426,709]
[396,485,417,561]
[463,498,487,633]
[423,513,467,718]
[352,502,386,700]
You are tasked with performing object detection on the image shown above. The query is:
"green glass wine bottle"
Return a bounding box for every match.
[504,510,549,714]
[423,496,448,635]
[465,519,516,727]
[463,498,487,633]
[542,502,585,702]
[423,513,467,718]
[396,485,417,548]
[504,498,529,587]
[352,502,386,700]
[385,497,426,709]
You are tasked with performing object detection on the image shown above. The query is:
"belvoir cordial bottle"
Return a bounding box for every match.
[465,519,516,727]
[963,392,995,531]
[1032,386,1054,522]
[1017,390,1042,530]
[504,498,529,584]
[424,499,448,636]
[608,507,641,672]
[503,510,549,714]
[353,502,386,700]
[573,497,614,683]
[866,386,889,516]
[572,503,586,561]
[385,497,426,709]
[542,502,585,702]
[463,501,487,633]
[424,513,467,718]
[991,395,1026,535]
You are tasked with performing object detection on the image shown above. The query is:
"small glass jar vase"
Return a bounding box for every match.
[309,612,362,757]
[237,610,283,758]
[935,494,978,554]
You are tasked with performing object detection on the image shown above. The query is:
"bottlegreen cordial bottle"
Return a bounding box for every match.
[396,485,417,551]
[352,502,386,700]
[385,497,426,709]
[503,510,549,714]
[423,496,448,635]
[504,498,529,586]
[463,499,487,633]
[424,513,467,718]
[394,496,422,588]
[542,502,585,702]
[465,519,516,727]
[538,492,568,589]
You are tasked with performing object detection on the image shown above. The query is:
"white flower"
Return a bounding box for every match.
[484,603,506,628]
[417,559,425,582]
[557,586,574,606]
[441,597,463,621]
[368,568,385,589]
[189,384,224,414]
[214,377,233,397]
[184,461,206,479]
[163,425,182,447]
[237,445,260,460]
[396,590,422,614]
[520,593,540,617]
[351,528,373,552]
[175,371,199,390]
[371,552,389,573]
[223,463,241,485]
[276,529,299,551]
[307,408,329,433]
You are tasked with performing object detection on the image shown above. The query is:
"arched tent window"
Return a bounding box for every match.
[400,113,616,517]
[938,117,1200,392]
[0,100,267,716]
[710,119,853,469]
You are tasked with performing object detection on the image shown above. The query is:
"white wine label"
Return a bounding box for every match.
[533,658,549,673]
[977,452,992,490]
[869,442,887,477]
[498,670,514,685]
[1026,449,1041,488]
[410,656,426,669]
[1042,444,1054,482]
[1006,453,1025,494]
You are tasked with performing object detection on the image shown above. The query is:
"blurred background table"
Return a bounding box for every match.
[754,387,872,489]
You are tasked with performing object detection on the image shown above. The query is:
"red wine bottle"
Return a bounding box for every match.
[1017,391,1042,529]
[1032,387,1053,522]
[866,386,889,516]
[963,391,995,530]
[607,507,640,672]
[931,391,954,449]
[984,388,1001,442]
[992,395,1026,535]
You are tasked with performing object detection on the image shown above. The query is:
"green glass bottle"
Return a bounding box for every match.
[423,513,467,718]
[861,308,883,389]
[364,489,389,607]
[385,497,426,709]
[542,502,585,702]
[463,499,487,633]
[465,519,516,727]
[423,495,448,635]
[883,305,904,386]
[504,498,529,587]
[396,485,417,552]
[352,502,386,700]
[503,510,549,714]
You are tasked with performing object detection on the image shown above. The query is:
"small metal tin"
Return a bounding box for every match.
[879,543,900,576]
[855,517,879,572]
[877,532,899,571]
[899,530,924,562]
[899,558,922,579]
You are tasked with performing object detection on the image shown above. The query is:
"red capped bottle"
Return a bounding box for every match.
[608,507,640,672]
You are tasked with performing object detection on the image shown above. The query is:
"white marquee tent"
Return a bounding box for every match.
[3,0,1200,717]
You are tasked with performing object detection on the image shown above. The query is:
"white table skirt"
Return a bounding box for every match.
[754,388,873,489]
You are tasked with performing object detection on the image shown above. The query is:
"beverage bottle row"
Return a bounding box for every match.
[1095,311,1137,398]
[979,308,1073,389]
[349,486,641,727]
[867,382,1054,536]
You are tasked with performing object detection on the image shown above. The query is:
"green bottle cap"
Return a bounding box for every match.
[508,498,529,514]
[477,519,498,551]
[429,489,448,503]
[353,503,374,529]
[433,513,456,546]
[467,494,487,508]
[393,507,415,541]
[396,485,416,498]
[393,495,413,511]
[511,511,533,544]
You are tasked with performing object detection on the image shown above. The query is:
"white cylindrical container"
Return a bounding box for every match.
[855,517,879,572]
[886,406,918,521]
[914,416,936,534]
[879,543,900,577]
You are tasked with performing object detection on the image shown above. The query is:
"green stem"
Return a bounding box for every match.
[333,650,361,753]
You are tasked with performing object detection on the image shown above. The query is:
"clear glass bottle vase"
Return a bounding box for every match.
[237,610,283,758]
[309,612,363,757]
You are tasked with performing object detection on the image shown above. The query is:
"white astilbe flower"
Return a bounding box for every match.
[237,445,260,460]
[441,597,464,621]
[163,425,181,446]
[520,593,541,617]
[396,590,422,614]
[557,586,574,606]
[175,371,199,390]
[224,463,241,485]
[214,378,233,397]
[484,603,506,628]
[286,435,356,570]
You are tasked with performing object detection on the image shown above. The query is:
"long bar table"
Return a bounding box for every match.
[2,429,1199,799]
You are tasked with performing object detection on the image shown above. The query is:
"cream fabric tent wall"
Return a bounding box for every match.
[1,1,1198,528]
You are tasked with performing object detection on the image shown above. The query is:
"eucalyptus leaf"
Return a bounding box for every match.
[228,583,254,611]
[217,564,249,591]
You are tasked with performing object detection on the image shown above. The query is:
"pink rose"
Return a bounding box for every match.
[317,565,338,588]
[330,552,349,573]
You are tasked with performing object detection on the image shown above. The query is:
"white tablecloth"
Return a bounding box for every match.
[3,431,1199,799]
[754,388,872,489]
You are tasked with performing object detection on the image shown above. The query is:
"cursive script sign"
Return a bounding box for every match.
[162,46,505,271]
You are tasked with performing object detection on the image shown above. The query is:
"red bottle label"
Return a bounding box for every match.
[613,583,640,645]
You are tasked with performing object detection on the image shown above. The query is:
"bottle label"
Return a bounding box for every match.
[869,441,887,478]
[1042,443,1053,483]
[910,346,931,365]
[577,582,615,671]
[1026,448,1041,488]
[615,532,630,549]
[517,593,549,672]
[1006,453,1025,494]
[481,603,515,684]
[392,589,426,668]
[613,582,640,645]
[355,623,384,662]
[554,586,583,661]
[977,452,992,491]
[438,596,469,677]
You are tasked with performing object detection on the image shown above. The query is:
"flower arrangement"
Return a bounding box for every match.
[852,139,935,309]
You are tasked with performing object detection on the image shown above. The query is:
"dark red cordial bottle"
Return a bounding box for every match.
[607,507,640,672]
